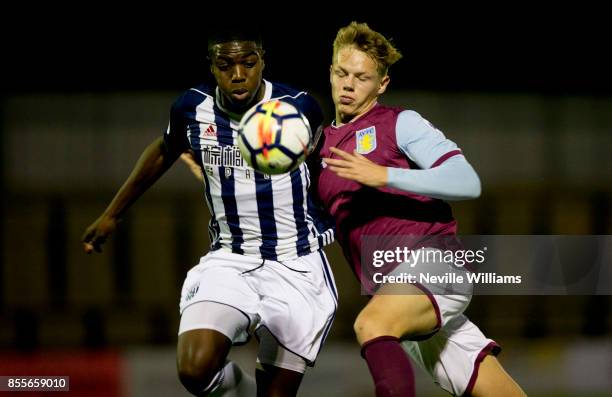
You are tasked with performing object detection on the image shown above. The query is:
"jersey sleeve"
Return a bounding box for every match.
[303,121,335,244]
[290,92,324,147]
[395,110,462,169]
[162,96,190,157]
[386,155,481,200]
[307,194,336,245]
[387,110,480,200]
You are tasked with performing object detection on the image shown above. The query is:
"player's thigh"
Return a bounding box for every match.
[470,355,527,397]
[254,325,307,396]
[354,284,438,343]
[256,364,303,397]
[177,301,250,376]
[257,252,336,366]
[256,326,308,374]
[176,328,232,379]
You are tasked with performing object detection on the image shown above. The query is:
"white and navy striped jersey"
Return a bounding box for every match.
[164,80,335,261]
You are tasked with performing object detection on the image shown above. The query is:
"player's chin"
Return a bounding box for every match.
[337,107,358,121]
[229,94,255,110]
[230,90,252,102]
[337,102,355,112]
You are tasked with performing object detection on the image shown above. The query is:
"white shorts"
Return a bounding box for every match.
[402,312,500,396]
[390,251,501,396]
[179,301,311,373]
[178,249,337,371]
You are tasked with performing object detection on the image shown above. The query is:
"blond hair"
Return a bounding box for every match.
[332,22,402,76]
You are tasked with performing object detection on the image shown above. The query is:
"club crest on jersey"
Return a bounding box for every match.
[355,126,377,154]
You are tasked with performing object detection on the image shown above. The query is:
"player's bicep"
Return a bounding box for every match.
[162,101,190,158]
[396,110,461,169]
[295,93,324,140]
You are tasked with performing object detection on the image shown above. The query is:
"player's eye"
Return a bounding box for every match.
[244,62,257,68]
[216,64,229,71]
[335,70,346,77]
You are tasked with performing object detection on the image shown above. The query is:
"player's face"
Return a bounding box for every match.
[330,46,390,125]
[210,41,265,112]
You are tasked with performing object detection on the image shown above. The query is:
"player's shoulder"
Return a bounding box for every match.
[269,81,323,125]
[269,81,307,99]
[269,81,319,107]
[361,103,403,124]
[395,108,447,145]
[396,108,434,131]
[171,83,214,112]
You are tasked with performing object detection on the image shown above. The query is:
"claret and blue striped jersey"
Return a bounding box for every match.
[163,80,334,261]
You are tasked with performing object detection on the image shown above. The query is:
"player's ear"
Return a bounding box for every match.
[259,49,265,70]
[377,75,390,95]
[329,65,333,83]
[207,52,214,73]
[208,56,215,74]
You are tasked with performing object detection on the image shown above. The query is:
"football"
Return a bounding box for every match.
[238,99,312,175]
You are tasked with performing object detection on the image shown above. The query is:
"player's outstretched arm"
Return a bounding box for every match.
[323,146,481,200]
[82,136,180,254]
[180,151,204,183]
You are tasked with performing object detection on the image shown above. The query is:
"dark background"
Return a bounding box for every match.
[3,9,611,95]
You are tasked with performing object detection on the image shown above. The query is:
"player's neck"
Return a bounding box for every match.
[335,101,378,127]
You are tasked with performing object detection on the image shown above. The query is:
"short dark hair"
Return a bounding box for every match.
[207,26,263,55]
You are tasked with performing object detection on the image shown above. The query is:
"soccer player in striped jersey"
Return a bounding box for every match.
[82,28,336,397]
[317,22,526,396]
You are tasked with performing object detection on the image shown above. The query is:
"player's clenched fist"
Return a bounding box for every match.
[81,215,118,254]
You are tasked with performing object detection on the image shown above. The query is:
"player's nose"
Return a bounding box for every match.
[341,76,355,91]
[231,65,246,82]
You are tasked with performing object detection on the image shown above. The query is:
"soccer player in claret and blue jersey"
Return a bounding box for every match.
[317,22,526,397]
[81,27,336,397]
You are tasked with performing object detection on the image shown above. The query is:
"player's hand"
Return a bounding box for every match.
[323,147,388,188]
[81,215,118,254]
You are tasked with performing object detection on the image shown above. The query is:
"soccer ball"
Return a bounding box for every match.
[238,99,313,175]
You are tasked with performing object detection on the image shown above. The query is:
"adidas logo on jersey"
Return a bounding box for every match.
[204,124,217,137]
